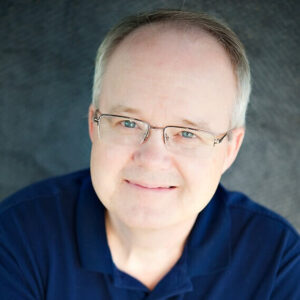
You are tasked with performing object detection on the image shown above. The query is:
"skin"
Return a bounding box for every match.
[88,24,245,290]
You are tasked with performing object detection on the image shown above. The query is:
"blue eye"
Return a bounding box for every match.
[181,131,195,138]
[122,120,136,128]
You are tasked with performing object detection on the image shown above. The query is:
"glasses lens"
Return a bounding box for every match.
[165,127,214,156]
[98,115,148,146]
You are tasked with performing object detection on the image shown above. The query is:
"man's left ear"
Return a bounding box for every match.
[88,104,96,143]
[222,127,245,174]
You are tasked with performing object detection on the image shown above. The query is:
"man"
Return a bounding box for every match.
[0,9,299,299]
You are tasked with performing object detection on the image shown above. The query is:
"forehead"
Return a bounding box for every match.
[99,24,237,131]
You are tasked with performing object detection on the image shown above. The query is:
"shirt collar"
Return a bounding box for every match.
[76,175,113,274]
[112,247,193,297]
[187,185,231,276]
[76,174,231,277]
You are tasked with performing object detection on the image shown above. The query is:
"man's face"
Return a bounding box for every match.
[89,26,244,229]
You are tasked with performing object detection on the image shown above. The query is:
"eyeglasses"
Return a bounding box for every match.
[93,109,230,156]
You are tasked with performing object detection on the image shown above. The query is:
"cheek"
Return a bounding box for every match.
[91,142,121,165]
[183,159,215,192]
[90,142,132,204]
[183,154,222,184]
[181,152,226,208]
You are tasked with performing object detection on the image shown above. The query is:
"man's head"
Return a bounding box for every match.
[88,9,251,229]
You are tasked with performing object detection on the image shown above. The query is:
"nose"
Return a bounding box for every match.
[132,128,172,170]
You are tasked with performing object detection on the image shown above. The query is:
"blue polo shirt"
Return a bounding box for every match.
[0,169,299,299]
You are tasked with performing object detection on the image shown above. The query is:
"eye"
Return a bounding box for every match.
[180,130,196,139]
[121,120,137,128]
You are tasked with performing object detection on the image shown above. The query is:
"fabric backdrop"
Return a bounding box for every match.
[0,0,299,231]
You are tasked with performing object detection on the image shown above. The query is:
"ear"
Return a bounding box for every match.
[222,127,245,174]
[88,104,96,143]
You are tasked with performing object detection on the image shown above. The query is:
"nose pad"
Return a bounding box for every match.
[164,132,169,142]
[140,130,150,144]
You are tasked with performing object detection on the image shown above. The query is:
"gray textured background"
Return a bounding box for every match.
[0,0,299,231]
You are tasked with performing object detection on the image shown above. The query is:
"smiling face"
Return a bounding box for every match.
[89,25,244,229]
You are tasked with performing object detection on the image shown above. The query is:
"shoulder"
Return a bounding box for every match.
[218,185,300,297]
[0,168,92,261]
[219,184,299,244]
[0,169,92,296]
[0,168,90,216]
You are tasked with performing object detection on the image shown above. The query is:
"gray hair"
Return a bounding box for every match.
[92,9,251,128]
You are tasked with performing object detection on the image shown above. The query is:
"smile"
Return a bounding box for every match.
[125,180,177,191]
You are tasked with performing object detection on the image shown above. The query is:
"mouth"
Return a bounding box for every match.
[125,180,177,191]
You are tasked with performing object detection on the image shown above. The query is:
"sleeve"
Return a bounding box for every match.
[270,230,300,300]
[0,211,43,299]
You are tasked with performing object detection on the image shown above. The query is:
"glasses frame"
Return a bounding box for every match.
[93,109,230,147]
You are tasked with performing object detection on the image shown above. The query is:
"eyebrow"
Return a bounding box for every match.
[108,104,211,131]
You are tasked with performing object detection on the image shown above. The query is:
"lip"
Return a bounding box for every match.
[125,180,177,191]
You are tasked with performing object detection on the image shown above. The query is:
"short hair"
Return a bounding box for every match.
[92,9,251,128]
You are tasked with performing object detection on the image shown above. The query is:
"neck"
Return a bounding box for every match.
[105,212,197,290]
